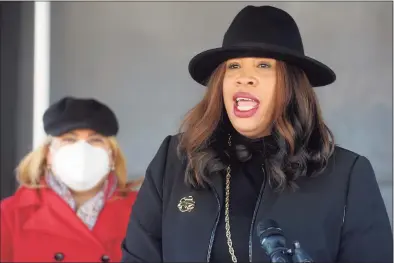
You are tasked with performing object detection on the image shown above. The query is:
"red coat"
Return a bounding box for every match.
[0,185,137,262]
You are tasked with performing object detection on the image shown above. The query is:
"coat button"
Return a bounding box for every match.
[54,252,64,261]
[101,255,110,262]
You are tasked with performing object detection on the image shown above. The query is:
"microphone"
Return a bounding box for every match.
[256,219,314,263]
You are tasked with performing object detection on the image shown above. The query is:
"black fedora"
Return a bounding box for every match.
[188,5,336,87]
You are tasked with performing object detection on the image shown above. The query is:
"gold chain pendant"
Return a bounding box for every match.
[225,165,238,263]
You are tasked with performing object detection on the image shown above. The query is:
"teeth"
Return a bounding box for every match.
[235,96,259,112]
[235,97,255,102]
[237,105,256,111]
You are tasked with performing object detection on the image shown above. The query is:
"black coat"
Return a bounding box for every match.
[122,135,393,262]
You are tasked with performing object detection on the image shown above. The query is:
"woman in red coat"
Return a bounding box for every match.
[1,97,141,262]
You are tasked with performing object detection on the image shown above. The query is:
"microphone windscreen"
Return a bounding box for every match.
[256,219,283,239]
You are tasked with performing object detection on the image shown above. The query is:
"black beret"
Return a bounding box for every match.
[43,97,119,137]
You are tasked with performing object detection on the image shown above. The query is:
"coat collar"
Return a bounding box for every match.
[13,185,136,249]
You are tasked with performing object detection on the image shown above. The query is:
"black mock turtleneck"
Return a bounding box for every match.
[210,126,278,263]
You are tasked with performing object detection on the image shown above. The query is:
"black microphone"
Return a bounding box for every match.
[256,219,293,263]
[256,219,314,263]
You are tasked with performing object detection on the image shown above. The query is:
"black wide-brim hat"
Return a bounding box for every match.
[189,5,336,87]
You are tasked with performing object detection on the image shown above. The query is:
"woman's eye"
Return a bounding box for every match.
[227,63,240,69]
[258,63,271,68]
[62,137,76,143]
[88,137,105,144]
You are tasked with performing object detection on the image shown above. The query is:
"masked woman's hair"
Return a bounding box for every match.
[178,61,335,191]
[15,136,143,192]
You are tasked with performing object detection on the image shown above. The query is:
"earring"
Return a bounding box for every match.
[228,134,232,147]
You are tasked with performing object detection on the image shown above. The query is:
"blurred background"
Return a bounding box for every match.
[1,1,392,224]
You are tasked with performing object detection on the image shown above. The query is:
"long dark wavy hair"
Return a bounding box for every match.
[178,61,335,191]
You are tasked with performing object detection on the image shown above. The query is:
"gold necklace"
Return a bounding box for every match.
[224,134,267,263]
[224,163,265,263]
[224,133,238,262]
[225,165,238,262]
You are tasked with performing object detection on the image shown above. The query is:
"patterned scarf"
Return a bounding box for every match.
[46,172,118,230]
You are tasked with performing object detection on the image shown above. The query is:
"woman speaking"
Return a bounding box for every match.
[122,5,393,263]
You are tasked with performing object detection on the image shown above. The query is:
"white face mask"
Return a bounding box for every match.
[50,140,112,192]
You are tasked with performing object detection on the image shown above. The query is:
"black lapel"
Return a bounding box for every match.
[165,170,224,262]
[209,170,224,204]
[252,183,281,262]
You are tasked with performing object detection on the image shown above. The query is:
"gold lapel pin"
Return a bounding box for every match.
[177,196,195,212]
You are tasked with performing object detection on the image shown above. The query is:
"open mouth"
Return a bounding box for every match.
[232,92,260,118]
[235,97,259,111]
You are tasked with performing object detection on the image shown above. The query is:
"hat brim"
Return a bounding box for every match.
[188,44,336,87]
[45,121,117,137]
